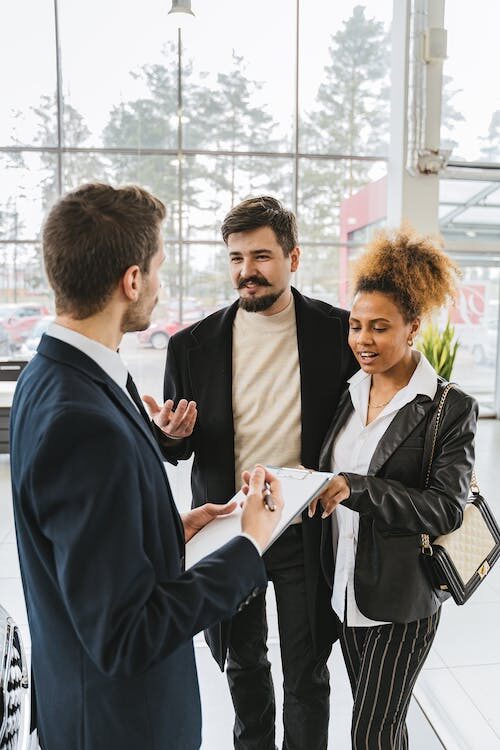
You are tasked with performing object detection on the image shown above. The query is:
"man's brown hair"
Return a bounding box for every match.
[221,196,298,256]
[43,183,166,319]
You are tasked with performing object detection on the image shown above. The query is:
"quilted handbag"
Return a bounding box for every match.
[420,383,500,605]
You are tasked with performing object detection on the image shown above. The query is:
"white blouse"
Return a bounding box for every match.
[330,353,437,627]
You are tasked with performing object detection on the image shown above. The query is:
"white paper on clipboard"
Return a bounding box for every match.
[185,466,333,569]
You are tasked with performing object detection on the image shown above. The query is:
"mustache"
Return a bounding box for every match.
[237,275,272,289]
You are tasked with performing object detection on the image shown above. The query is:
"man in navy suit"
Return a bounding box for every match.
[9,183,283,750]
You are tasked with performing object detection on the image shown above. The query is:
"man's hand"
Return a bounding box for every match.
[142,395,197,438]
[240,465,284,552]
[182,500,238,543]
[308,474,350,519]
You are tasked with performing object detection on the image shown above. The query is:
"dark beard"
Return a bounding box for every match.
[238,290,283,312]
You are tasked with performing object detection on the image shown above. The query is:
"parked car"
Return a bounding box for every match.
[137,303,203,350]
[0,303,50,349]
[471,325,497,365]
[455,319,498,366]
[19,316,55,358]
[0,322,12,356]
[137,318,190,350]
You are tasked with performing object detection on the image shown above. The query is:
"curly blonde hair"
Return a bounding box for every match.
[352,225,461,321]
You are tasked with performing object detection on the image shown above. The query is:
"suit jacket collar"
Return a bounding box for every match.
[47,322,128,390]
[38,333,165,453]
[39,332,113,382]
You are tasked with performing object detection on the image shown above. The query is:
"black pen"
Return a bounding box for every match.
[263,482,276,512]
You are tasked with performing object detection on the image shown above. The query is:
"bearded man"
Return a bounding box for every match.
[159,196,357,750]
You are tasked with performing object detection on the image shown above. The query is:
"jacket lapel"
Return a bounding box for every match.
[319,389,436,477]
[293,288,345,468]
[186,303,237,482]
[318,391,353,471]
[367,397,431,475]
[187,302,236,405]
[105,378,159,446]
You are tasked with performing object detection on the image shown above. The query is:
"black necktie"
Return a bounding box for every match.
[126,373,154,433]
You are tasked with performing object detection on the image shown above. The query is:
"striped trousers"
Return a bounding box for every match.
[339,608,441,749]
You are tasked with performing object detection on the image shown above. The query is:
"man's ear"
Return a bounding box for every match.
[122,265,142,302]
[290,246,300,272]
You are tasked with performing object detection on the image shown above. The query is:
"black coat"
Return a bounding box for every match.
[10,335,267,750]
[319,381,478,623]
[162,287,357,667]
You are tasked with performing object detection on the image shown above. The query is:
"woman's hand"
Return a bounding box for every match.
[308,474,350,519]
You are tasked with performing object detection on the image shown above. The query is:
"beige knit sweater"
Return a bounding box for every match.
[232,296,302,508]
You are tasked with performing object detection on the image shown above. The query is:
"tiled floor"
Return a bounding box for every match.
[2,420,500,748]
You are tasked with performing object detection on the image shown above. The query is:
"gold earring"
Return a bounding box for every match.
[408,337,414,347]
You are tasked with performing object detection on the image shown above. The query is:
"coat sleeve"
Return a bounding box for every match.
[340,392,478,537]
[30,407,266,678]
[159,333,195,463]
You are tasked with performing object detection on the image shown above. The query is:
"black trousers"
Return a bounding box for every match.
[339,608,441,750]
[225,525,331,750]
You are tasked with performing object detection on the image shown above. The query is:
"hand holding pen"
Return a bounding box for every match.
[240,465,284,552]
[263,482,276,512]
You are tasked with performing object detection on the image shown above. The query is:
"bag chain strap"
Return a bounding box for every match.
[425,382,480,494]
[421,382,479,555]
[424,383,455,489]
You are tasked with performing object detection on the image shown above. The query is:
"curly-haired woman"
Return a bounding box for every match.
[309,227,478,749]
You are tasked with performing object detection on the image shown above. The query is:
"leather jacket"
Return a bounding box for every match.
[319,380,478,623]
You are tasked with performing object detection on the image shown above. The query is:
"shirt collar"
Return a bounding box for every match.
[348,352,438,423]
[46,322,129,391]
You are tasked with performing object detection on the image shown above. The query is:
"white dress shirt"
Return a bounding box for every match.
[331,353,438,627]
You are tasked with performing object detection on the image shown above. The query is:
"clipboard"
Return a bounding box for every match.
[185,466,333,569]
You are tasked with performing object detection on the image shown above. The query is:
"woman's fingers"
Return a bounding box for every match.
[308,497,319,517]
[320,481,351,518]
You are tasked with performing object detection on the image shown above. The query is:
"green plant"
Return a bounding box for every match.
[417,320,459,380]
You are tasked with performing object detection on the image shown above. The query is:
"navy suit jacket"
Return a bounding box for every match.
[161,287,357,667]
[10,334,267,750]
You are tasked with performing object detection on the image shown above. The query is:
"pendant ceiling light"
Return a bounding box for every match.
[168,0,195,17]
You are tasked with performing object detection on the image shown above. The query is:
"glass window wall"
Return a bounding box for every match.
[450,260,499,414]
[442,1,500,164]
[1,0,393,392]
